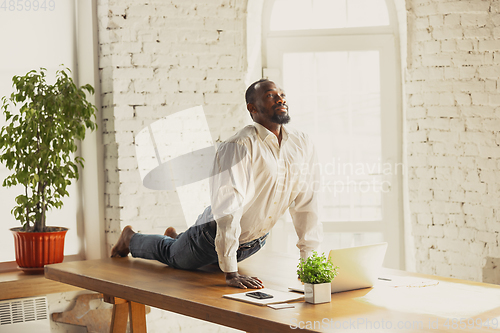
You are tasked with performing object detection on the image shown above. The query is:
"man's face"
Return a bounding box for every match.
[251,81,290,125]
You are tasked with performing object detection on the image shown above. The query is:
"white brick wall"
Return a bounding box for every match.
[97,0,249,331]
[97,0,250,247]
[407,0,500,283]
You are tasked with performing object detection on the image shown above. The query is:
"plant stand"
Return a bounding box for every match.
[304,282,331,304]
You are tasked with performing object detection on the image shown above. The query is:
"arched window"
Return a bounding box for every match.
[268,0,390,31]
[262,0,403,268]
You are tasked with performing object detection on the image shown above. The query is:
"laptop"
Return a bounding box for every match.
[289,242,388,293]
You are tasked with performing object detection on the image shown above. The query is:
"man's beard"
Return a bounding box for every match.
[271,112,291,124]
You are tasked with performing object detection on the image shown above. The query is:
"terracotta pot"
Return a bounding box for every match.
[10,226,68,273]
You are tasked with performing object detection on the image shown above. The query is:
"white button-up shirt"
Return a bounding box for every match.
[199,122,323,273]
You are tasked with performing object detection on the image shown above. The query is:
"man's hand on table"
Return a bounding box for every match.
[225,272,264,289]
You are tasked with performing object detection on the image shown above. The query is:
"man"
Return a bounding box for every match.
[111,79,323,289]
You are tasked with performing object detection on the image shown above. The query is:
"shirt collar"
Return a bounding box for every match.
[253,122,289,143]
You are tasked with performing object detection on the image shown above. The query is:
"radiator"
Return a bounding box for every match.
[0,296,50,332]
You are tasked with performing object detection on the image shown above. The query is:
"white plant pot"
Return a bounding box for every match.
[304,282,331,304]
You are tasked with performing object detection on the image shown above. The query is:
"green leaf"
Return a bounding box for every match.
[0,66,98,230]
[297,251,339,284]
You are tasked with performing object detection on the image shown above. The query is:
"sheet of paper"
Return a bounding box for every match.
[376,276,439,288]
[267,303,295,310]
[223,288,304,306]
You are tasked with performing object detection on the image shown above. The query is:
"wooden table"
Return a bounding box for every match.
[45,250,500,332]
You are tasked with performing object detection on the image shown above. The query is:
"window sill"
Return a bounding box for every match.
[0,268,83,301]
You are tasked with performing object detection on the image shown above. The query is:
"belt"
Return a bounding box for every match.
[238,233,269,250]
[208,221,269,250]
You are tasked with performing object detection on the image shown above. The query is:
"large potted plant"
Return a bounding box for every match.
[297,251,339,304]
[0,67,97,273]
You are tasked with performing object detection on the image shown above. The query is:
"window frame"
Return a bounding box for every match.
[261,0,404,269]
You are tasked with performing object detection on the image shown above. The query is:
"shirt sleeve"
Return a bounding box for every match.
[210,141,252,273]
[289,137,323,261]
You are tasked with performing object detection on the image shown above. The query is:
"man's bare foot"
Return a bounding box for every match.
[111,226,135,257]
[164,227,178,239]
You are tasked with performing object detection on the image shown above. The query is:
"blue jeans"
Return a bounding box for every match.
[129,222,267,270]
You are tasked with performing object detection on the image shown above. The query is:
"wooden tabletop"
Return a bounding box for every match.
[0,269,82,301]
[45,250,500,333]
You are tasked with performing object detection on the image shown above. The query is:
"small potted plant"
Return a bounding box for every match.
[0,67,97,273]
[297,251,339,304]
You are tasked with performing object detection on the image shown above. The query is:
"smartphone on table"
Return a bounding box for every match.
[245,291,274,299]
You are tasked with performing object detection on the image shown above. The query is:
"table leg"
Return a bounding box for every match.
[110,302,129,333]
[104,295,147,333]
[129,301,147,333]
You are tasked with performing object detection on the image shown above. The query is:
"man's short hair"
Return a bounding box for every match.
[245,78,270,105]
